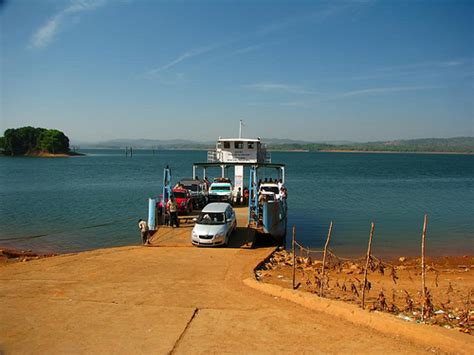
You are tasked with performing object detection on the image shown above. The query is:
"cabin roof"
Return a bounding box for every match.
[218,138,261,142]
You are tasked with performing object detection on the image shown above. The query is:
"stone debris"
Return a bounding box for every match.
[256,249,473,335]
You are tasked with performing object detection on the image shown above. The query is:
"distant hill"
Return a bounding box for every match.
[263,138,354,145]
[72,137,474,153]
[336,137,474,152]
[270,137,474,153]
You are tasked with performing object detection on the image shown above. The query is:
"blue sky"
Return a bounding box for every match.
[1,0,473,142]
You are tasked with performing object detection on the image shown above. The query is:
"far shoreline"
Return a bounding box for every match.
[1,151,86,158]
[73,147,473,154]
[317,149,474,155]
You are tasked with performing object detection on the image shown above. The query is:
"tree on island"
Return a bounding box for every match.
[0,126,70,155]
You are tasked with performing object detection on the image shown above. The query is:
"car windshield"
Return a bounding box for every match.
[197,212,225,225]
[261,186,279,194]
[184,184,198,192]
[173,192,187,198]
[211,185,230,191]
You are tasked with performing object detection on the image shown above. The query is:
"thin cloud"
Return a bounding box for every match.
[232,44,264,56]
[279,101,312,108]
[338,86,440,98]
[30,0,106,49]
[245,82,317,95]
[340,59,469,82]
[145,44,220,78]
[257,1,372,36]
[376,60,465,73]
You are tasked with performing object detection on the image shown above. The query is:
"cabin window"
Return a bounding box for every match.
[223,142,230,149]
[235,141,243,149]
[247,142,254,149]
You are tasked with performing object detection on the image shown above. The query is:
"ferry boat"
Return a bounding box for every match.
[191,123,288,241]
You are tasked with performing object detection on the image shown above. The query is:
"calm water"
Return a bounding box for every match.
[0,150,472,257]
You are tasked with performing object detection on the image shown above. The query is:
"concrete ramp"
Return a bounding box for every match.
[148,226,193,247]
[149,225,257,249]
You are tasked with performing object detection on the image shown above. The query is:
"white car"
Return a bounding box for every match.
[208,182,233,203]
[191,203,237,247]
[259,182,281,200]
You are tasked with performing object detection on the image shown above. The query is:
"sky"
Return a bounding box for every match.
[1,0,473,142]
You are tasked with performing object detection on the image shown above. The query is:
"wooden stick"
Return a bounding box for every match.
[467,289,472,330]
[421,214,428,321]
[361,222,375,309]
[292,226,296,289]
[320,221,333,297]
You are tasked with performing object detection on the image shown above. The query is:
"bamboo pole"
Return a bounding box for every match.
[361,222,375,309]
[320,221,333,297]
[421,214,428,321]
[292,226,296,289]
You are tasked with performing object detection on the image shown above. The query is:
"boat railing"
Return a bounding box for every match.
[207,150,219,162]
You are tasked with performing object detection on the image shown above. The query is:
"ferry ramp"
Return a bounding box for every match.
[0,211,451,353]
[0,245,430,354]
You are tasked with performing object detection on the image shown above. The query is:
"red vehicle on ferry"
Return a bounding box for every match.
[172,188,193,214]
[157,187,193,215]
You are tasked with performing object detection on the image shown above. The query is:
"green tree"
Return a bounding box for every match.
[37,129,70,153]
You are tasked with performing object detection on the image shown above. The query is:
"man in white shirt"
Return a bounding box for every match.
[167,198,179,228]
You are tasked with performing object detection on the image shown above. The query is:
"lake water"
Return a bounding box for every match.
[0,150,472,258]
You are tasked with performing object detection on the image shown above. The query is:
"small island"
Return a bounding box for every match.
[0,126,83,157]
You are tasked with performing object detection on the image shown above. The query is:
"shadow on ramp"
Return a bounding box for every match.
[227,227,283,249]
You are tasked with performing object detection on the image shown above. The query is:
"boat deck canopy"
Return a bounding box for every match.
[192,162,285,169]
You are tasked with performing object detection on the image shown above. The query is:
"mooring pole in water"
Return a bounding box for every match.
[320,221,333,297]
[292,226,296,289]
[421,214,428,321]
[148,198,156,231]
[361,222,375,309]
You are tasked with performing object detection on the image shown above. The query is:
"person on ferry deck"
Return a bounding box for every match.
[243,187,249,204]
[278,179,283,191]
[167,198,179,228]
[235,187,242,205]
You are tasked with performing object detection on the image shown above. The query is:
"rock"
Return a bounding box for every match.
[399,257,406,263]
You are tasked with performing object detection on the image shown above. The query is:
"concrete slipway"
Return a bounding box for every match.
[1,207,472,353]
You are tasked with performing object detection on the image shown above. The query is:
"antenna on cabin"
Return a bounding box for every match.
[239,119,245,139]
